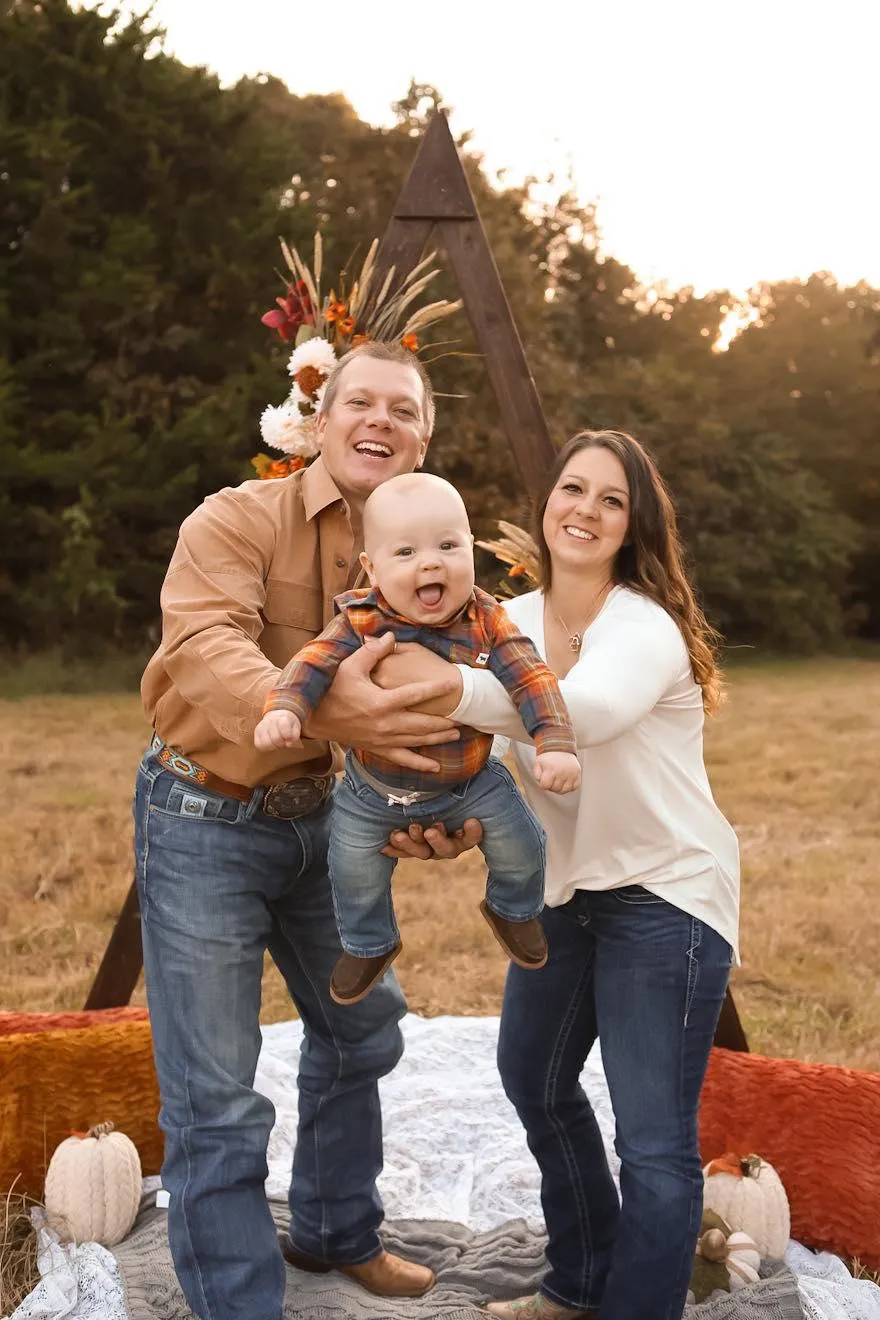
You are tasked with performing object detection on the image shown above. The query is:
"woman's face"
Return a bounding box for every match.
[542,446,631,577]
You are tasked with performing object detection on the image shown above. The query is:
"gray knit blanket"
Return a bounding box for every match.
[111,1201,803,1320]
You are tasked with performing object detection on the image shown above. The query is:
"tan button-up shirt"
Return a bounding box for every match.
[142,458,358,787]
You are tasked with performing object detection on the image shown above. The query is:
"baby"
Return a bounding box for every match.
[255,473,580,1005]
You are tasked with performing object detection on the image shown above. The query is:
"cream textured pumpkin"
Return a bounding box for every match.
[724,1231,762,1289]
[702,1153,790,1259]
[44,1120,142,1247]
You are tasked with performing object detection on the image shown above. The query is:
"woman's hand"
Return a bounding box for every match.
[371,641,463,716]
[381,818,484,860]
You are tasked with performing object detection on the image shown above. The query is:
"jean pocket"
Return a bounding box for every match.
[610,884,667,906]
[148,778,241,824]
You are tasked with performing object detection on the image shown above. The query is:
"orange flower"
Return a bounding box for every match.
[324,292,348,323]
[251,454,306,480]
[509,563,527,578]
[352,333,372,347]
[401,332,419,353]
[338,316,356,336]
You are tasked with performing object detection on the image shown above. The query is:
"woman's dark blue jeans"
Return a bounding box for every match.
[496,886,732,1320]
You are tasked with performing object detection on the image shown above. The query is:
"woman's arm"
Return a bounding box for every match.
[370,643,464,715]
[455,615,691,748]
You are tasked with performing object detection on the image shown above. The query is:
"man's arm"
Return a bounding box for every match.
[156,490,463,766]
[157,489,286,745]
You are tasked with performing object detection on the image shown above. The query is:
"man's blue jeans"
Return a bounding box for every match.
[329,756,546,956]
[133,748,406,1320]
[496,887,732,1320]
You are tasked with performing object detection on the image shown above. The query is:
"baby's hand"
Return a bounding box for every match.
[254,709,302,751]
[533,751,581,795]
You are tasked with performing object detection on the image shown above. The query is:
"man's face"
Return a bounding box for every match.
[315,359,430,508]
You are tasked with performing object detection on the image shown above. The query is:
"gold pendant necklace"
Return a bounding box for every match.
[550,583,612,653]
[553,611,583,652]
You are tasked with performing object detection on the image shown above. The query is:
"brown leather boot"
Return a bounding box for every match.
[329,944,401,1005]
[480,901,547,969]
[280,1240,435,1297]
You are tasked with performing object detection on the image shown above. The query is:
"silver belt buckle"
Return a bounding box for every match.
[263,776,332,819]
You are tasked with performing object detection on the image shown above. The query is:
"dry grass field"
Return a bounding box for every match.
[2,655,879,1071]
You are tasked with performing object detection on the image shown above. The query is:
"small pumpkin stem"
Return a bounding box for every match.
[86,1121,116,1139]
[742,1154,762,1178]
[699,1229,729,1262]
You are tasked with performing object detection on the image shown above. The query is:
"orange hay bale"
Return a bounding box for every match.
[700,1047,880,1268]
[0,1007,148,1037]
[0,1012,162,1198]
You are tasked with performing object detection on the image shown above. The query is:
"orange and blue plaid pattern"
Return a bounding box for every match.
[264,585,576,793]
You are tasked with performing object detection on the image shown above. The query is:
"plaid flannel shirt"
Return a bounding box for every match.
[263,585,576,793]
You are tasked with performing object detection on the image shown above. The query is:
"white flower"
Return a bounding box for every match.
[260,404,320,458]
[287,338,337,379]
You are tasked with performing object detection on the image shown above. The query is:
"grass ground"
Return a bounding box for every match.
[2,655,879,1071]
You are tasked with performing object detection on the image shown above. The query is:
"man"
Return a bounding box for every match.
[136,342,480,1320]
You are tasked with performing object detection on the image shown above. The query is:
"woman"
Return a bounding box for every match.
[382,430,739,1320]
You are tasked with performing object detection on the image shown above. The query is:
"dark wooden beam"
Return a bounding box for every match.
[363,112,554,496]
[714,987,750,1053]
[84,877,143,1009]
[438,217,554,496]
[391,112,476,220]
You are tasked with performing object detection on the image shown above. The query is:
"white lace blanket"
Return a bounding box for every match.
[9,1015,880,1320]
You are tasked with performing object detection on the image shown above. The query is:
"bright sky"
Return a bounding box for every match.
[98,0,878,295]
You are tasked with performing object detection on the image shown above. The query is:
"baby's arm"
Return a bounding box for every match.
[254,614,362,751]
[532,750,581,794]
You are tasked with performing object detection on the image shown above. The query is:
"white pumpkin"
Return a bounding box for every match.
[703,1153,790,1259]
[44,1120,142,1247]
[724,1231,762,1290]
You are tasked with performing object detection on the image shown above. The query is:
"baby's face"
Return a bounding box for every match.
[363,501,475,625]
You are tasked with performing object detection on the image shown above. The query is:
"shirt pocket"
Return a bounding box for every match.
[447,641,481,667]
[262,578,324,666]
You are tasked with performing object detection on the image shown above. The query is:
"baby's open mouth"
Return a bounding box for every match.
[416,583,445,607]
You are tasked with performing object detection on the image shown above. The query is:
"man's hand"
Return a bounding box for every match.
[381,818,484,860]
[533,750,581,794]
[304,633,463,773]
[254,709,302,751]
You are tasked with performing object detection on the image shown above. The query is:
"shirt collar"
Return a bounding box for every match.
[301,456,347,522]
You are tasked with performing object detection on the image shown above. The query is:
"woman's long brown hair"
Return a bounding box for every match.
[534,430,724,714]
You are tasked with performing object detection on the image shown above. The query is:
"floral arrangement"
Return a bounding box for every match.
[253,234,461,479]
[476,520,541,595]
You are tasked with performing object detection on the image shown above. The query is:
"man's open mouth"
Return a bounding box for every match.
[416,583,445,608]
[354,441,393,458]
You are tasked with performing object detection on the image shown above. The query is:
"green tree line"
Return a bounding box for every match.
[2,0,878,655]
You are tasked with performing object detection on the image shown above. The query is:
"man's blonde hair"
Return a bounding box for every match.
[319,342,435,436]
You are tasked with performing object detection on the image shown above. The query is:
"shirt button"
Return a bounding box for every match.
[335,557,347,569]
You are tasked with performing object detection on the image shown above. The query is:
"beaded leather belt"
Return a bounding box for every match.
[150,735,334,820]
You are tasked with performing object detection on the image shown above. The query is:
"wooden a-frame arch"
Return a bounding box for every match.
[86,113,748,1053]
